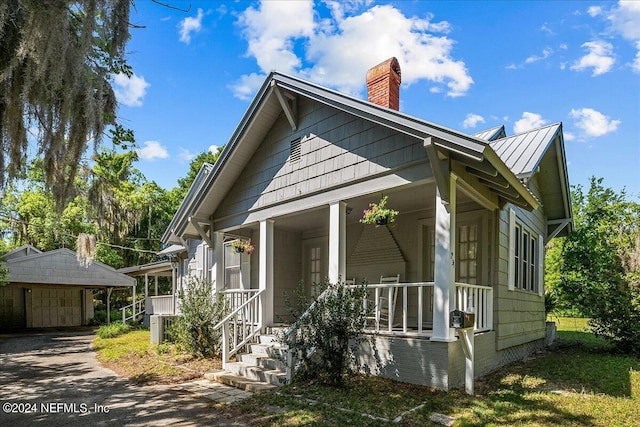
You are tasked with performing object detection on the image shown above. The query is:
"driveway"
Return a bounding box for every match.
[0,330,245,426]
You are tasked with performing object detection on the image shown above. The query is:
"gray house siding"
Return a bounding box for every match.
[214,97,428,227]
[494,175,547,351]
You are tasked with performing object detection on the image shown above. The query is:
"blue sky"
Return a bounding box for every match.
[113,0,640,197]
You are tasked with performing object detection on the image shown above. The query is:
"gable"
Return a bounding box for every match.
[214,96,428,225]
[489,123,572,234]
[163,72,542,244]
[4,245,42,260]
[7,248,135,287]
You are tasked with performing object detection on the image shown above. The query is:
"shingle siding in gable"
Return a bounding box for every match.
[214,97,426,220]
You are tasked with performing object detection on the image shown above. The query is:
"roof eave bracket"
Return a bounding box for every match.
[273,81,297,131]
[424,137,450,204]
[189,216,213,247]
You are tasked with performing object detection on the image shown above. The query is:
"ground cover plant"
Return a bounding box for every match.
[93,328,221,385]
[220,317,639,426]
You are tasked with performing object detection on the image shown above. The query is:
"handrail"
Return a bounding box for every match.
[213,289,264,329]
[121,299,145,323]
[214,288,265,368]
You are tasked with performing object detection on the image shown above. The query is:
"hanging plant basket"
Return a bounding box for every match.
[375,217,388,226]
[360,195,399,227]
[231,239,254,255]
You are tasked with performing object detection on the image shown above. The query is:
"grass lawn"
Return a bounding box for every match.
[93,329,222,385]
[93,321,639,425]
[218,317,639,426]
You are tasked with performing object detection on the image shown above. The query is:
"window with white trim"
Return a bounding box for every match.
[509,210,542,293]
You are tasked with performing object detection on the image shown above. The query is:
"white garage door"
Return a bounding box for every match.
[0,286,25,328]
[31,287,82,327]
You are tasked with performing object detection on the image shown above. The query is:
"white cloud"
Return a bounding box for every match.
[462,113,485,129]
[138,141,169,161]
[233,2,473,99]
[563,131,576,141]
[178,148,195,162]
[606,1,640,72]
[569,108,621,137]
[112,73,150,107]
[540,24,555,35]
[587,6,602,17]
[570,40,615,75]
[525,47,553,64]
[238,1,314,74]
[514,112,548,134]
[179,8,204,44]
[208,145,220,154]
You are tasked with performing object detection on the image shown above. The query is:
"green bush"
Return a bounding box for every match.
[280,278,377,386]
[97,322,131,339]
[170,278,229,357]
[92,309,125,325]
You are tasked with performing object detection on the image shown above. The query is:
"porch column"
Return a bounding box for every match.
[431,174,457,342]
[212,231,225,292]
[259,219,274,326]
[328,201,347,283]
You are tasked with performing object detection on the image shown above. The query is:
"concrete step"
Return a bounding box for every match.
[238,352,287,371]
[224,361,287,386]
[204,371,277,393]
[258,333,280,344]
[249,342,287,357]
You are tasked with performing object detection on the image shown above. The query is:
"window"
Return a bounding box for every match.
[309,246,322,285]
[224,241,241,289]
[510,213,541,293]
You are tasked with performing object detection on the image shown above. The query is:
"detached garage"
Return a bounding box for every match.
[1,245,135,329]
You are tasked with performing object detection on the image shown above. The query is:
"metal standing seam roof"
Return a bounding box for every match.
[473,125,506,142]
[489,123,562,179]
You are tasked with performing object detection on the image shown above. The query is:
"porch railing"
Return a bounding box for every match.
[146,295,176,315]
[455,283,493,333]
[346,281,493,335]
[214,289,264,369]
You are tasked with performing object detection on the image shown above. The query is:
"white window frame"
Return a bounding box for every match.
[508,209,543,294]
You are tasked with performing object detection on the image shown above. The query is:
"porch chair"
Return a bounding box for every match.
[344,278,356,285]
[366,274,400,330]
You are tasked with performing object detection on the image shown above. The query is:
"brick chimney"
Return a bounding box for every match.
[366,57,401,110]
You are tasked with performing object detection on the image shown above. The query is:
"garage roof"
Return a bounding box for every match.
[6,247,135,288]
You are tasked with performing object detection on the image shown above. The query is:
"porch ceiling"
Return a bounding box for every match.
[271,181,481,233]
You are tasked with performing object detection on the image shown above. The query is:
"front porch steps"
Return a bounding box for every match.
[205,334,288,392]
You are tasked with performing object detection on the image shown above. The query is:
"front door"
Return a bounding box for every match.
[423,218,482,284]
[303,237,328,293]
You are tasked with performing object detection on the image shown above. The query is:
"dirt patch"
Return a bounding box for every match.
[98,348,223,385]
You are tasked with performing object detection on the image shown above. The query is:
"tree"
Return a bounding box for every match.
[553,177,640,353]
[174,147,224,200]
[0,0,131,208]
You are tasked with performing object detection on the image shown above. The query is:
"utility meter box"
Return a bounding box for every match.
[450,309,475,329]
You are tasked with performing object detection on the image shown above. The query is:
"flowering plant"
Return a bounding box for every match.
[231,239,255,255]
[360,195,398,226]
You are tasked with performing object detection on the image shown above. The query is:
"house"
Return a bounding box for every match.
[0,245,136,329]
[161,57,572,390]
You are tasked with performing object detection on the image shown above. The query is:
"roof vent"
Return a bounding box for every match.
[366,57,401,110]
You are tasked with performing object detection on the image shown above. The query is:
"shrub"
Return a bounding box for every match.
[97,322,131,339]
[280,278,377,386]
[170,277,229,357]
